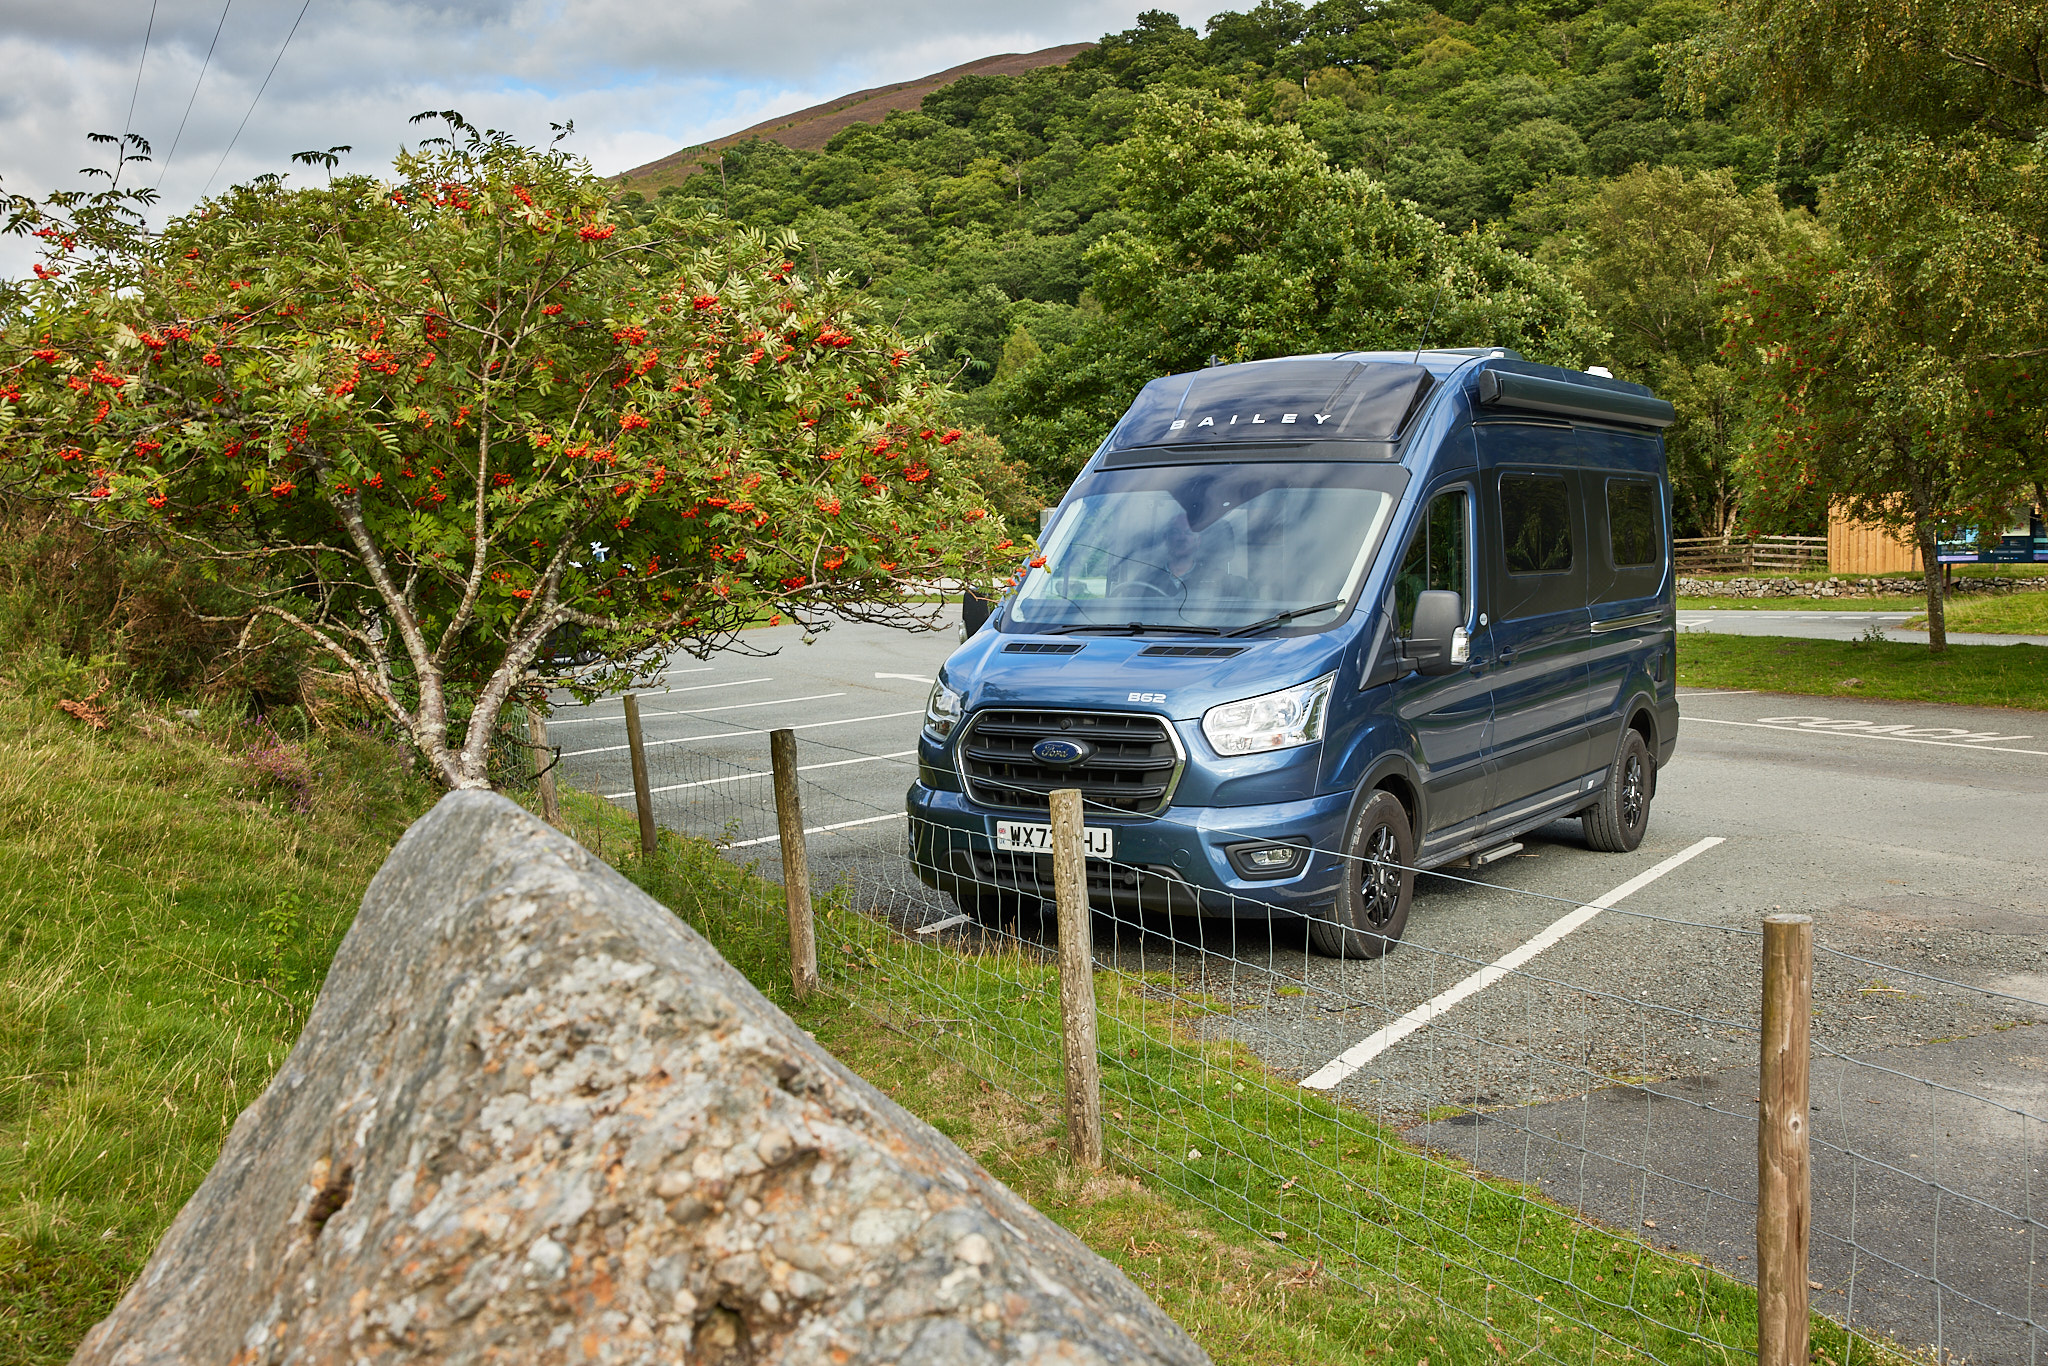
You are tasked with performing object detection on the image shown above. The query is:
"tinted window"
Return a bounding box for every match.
[1501,474,1574,575]
[1607,480,1661,567]
[1395,489,1469,634]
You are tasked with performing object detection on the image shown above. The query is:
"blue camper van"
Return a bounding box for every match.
[908,349,1679,957]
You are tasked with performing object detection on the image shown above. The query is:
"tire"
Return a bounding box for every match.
[1310,789,1415,959]
[1582,728,1654,853]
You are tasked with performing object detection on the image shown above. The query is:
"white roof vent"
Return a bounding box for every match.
[1586,365,1614,378]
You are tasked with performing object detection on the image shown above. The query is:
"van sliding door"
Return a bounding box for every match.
[1481,433,1594,821]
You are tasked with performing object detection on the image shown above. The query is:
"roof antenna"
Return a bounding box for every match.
[1412,273,1447,363]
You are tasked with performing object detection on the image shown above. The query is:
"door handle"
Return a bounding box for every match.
[1496,647,1518,666]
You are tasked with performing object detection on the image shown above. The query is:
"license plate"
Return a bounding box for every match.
[994,820,1113,857]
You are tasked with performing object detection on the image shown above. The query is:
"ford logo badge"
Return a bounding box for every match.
[1031,737,1094,767]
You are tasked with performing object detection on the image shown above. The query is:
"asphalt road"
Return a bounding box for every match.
[545,612,2048,1363]
[1678,607,2048,647]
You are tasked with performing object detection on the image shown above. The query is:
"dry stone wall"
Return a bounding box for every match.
[71,791,1209,1366]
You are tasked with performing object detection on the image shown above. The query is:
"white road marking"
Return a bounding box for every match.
[876,672,935,684]
[915,913,973,936]
[1301,837,1726,1092]
[544,677,775,724]
[1688,715,2046,757]
[549,666,712,697]
[557,693,847,745]
[560,709,924,758]
[725,812,906,849]
[603,749,917,800]
[1676,690,1754,698]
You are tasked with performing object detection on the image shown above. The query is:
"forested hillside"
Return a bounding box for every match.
[618,1,1849,536]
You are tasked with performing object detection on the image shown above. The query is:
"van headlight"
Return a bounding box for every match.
[924,678,965,739]
[1202,672,1335,756]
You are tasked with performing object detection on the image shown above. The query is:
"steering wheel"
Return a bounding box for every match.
[1120,578,1175,600]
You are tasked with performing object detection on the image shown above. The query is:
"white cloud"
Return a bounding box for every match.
[1,0,1234,276]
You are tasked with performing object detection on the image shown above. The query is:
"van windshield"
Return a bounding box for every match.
[1009,462,1404,635]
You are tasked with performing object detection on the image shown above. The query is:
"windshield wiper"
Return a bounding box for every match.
[1224,599,1346,638]
[1042,621,1224,636]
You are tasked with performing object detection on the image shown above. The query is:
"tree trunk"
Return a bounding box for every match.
[1913,517,1947,655]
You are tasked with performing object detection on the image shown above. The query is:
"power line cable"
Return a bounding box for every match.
[202,0,315,198]
[158,0,235,189]
[115,0,160,189]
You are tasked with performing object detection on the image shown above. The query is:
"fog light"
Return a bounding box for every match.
[1225,839,1309,879]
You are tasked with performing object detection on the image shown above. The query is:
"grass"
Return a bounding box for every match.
[1678,596,1908,611]
[0,687,434,1363]
[1680,564,2048,584]
[1901,591,2048,635]
[554,787,1901,1366]
[1678,632,2048,710]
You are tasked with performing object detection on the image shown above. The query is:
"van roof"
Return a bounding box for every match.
[1104,351,1670,455]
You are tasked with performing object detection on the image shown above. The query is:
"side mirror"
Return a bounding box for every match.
[960,585,993,640]
[1408,589,1468,677]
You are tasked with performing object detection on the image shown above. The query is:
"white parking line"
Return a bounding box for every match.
[545,678,775,724]
[560,710,924,758]
[1677,690,1753,698]
[603,749,917,800]
[726,812,906,849]
[1300,836,1726,1091]
[876,672,934,684]
[1688,715,2046,757]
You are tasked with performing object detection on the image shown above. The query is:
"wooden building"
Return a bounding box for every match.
[1827,511,1920,575]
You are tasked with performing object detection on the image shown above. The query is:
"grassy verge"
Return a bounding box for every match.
[0,688,434,1363]
[1902,591,2048,635]
[1681,565,2048,584]
[1678,632,2048,710]
[555,788,1893,1366]
[1678,596,1913,611]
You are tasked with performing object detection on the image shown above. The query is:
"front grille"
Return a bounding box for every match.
[959,708,1181,814]
[1138,644,1246,658]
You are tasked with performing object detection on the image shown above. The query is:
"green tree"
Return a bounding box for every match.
[1,119,1015,786]
[1680,0,2048,645]
[990,93,1604,482]
[1727,228,2039,651]
[1549,164,1815,537]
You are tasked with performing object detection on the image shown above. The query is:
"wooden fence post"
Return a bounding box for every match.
[1049,788,1102,1168]
[769,728,819,1002]
[622,694,657,859]
[528,708,561,828]
[1759,914,1814,1366]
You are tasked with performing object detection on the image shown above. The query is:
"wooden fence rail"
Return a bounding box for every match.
[1674,535,1828,575]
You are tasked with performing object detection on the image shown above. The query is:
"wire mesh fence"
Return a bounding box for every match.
[507,697,2047,1366]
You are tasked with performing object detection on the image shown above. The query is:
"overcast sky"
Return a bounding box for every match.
[1,0,1232,276]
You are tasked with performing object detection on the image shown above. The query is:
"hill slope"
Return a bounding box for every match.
[620,43,1093,192]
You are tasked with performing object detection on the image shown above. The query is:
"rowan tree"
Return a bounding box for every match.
[0,117,1017,787]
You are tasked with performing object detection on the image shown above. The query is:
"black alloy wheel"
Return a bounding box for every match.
[1310,788,1415,959]
[1582,728,1654,853]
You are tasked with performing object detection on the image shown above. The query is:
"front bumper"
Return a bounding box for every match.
[906,782,1355,919]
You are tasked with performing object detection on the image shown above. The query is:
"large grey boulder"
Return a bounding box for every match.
[74,791,1208,1365]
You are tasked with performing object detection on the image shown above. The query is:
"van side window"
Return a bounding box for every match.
[1500,474,1574,575]
[1606,479,1661,567]
[1395,489,1469,634]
